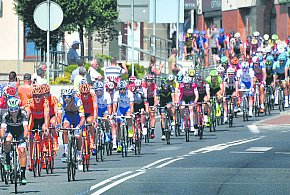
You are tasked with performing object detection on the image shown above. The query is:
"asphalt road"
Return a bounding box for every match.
[1,108,290,195]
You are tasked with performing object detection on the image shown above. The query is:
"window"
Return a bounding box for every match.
[24,25,37,60]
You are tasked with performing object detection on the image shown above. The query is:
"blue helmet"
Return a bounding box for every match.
[194,30,200,35]
[61,88,73,96]
[200,30,206,36]
[118,80,127,89]
[219,28,224,34]
[266,55,274,62]
[278,54,287,61]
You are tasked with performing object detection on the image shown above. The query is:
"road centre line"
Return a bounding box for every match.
[92,171,145,195]
[141,157,173,170]
[188,136,265,155]
[155,157,184,168]
[90,171,132,191]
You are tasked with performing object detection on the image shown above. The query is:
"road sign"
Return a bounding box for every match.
[33,1,63,31]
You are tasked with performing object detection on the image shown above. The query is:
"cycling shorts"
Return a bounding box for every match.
[147,97,154,106]
[117,106,130,116]
[5,126,26,148]
[63,113,82,135]
[98,107,108,117]
[134,103,145,113]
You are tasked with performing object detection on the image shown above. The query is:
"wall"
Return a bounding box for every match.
[276,4,289,40]
[223,0,257,11]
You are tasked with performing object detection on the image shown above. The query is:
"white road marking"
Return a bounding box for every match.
[90,171,132,191]
[245,147,273,152]
[275,152,290,155]
[188,136,265,155]
[92,171,145,195]
[140,157,173,170]
[247,125,260,134]
[230,151,264,154]
[282,130,290,132]
[155,157,184,168]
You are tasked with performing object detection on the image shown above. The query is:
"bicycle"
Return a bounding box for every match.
[59,127,79,182]
[29,128,44,177]
[174,103,181,137]
[81,124,91,172]
[43,128,55,174]
[216,97,223,125]
[182,104,191,142]
[132,112,142,154]
[3,139,24,194]
[254,82,260,117]
[209,97,217,132]
[225,95,235,128]
[0,141,5,182]
[264,85,273,115]
[276,80,285,112]
[115,115,132,157]
[95,118,107,162]
[194,102,205,139]
[159,105,173,145]
[238,89,250,122]
[144,106,155,143]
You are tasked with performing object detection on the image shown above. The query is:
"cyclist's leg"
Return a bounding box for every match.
[86,115,95,149]
[160,107,166,139]
[50,116,59,150]
[17,135,27,183]
[3,133,13,170]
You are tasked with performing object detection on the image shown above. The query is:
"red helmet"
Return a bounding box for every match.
[5,86,16,97]
[146,74,154,81]
[114,77,121,84]
[129,75,137,82]
[231,57,239,65]
[128,83,136,92]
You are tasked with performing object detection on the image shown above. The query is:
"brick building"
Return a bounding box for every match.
[197,0,290,41]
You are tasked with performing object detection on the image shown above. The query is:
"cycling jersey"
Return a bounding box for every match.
[157,86,174,107]
[236,69,254,89]
[1,109,28,147]
[97,91,112,117]
[216,34,227,48]
[250,62,266,81]
[113,90,134,115]
[195,80,209,102]
[178,83,198,103]
[205,76,222,96]
[196,36,207,49]
[46,95,58,117]
[25,98,49,119]
[233,40,242,56]
[133,88,147,112]
[77,92,97,116]
[273,60,289,75]
[224,76,237,95]
[18,84,32,107]
[142,82,157,106]
[244,41,251,55]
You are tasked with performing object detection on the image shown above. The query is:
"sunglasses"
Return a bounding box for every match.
[119,88,126,91]
[9,107,18,112]
[33,94,42,98]
[63,95,72,99]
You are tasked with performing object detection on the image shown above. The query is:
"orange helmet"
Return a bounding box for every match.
[231,57,239,65]
[41,84,50,94]
[79,83,91,94]
[32,85,42,95]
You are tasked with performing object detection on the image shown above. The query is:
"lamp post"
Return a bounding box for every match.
[131,0,134,76]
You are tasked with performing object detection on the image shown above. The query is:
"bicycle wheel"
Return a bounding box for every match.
[198,126,203,140]
[0,161,4,181]
[33,142,37,177]
[175,110,181,137]
[71,142,77,181]
[50,157,54,174]
[165,117,171,145]
[45,157,49,174]
[13,150,17,194]
[82,139,86,172]
[185,116,189,142]
[229,116,233,128]
[67,142,72,182]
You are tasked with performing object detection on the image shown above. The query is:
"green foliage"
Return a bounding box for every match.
[121,63,145,80]
[64,64,78,74]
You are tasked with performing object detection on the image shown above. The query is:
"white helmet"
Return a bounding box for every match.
[134,79,142,87]
[168,74,175,81]
[216,65,225,73]
[263,34,269,41]
[183,76,192,84]
[187,28,193,34]
[234,32,241,38]
[253,31,260,37]
[241,62,249,69]
[106,82,115,90]
[227,67,235,75]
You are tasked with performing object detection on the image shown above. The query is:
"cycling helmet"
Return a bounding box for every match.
[7,97,20,111]
[4,86,17,97]
[234,32,241,38]
[263,34,269,41]
[168,74,175,81]
[176,73,184,83]
[194,30,200,35]
[209,70,218,77]
[134,79,142,87]
[187,28,193,34]
[264,47,272,54]
[253,31,260,37]
[241,62,250,69]
[227,68,235,76]
[252,56,259,63]
[32,85,42,95]
[161,79,169,88]
[247,35,252,40]
[219,28,224,34]
[79,83,91,93]
[221,56,228,64]
[200,30,206,36]
[183,76,192,84]
[108,75,116,82]
[118,80,127,89]
[79,79,87,85]
[61,88,73,96]
[128,83,136,92]
[129,75,137,82]
[41,84,50,94]
[278,54,287,61]
[146,74,154,81]
[216,65,225,73]
[266,55,274,62]
[105,82,114,90]
[271,34,278,40]
[114,77,121,84]
[231,57,239,65]
[188,69,196,77]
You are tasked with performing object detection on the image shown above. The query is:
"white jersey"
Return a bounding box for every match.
[236,69,254,83]
[113,90,134,108]
[97,91,112,109]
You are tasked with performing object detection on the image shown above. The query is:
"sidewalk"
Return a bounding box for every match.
[255,109,290,126]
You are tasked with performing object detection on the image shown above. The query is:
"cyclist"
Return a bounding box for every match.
[178,76,199,134]
[265,55,275,86]
[105,81,116,101]
[58,88,85,164]
[25,85,49,170]
[220,56,229,73]
[77,80,98,155]
[216,28,227,56]
[1,98,28,185]
[244,35,252,59]
[222,67,239,123]
[273,53,289,107]
[237,61,255,117]
[231,32,243,59]
[194,74,210,126]
[157,78,175,140]
[229,57,241,73]
[113,80,134,152]
[142,74,158,139]
[18,73,33,107]
[250,56,267,112]
[94,81,113,149]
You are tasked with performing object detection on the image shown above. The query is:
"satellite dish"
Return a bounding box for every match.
[33,1,63,31]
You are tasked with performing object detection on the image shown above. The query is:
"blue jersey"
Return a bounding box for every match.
[273,60,289,74]
[216,34,226,47]
[196,36,207,49]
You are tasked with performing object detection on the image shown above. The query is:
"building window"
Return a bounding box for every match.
[270,6,277,35]
[24,25,37,60]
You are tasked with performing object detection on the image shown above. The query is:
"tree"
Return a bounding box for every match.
[14,0,119,59]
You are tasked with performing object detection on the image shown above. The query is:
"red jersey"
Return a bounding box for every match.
[77,92,97,115]
[25,98,49,119]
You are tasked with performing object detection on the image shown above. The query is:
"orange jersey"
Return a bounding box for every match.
[46,95,58,116]
[18,84,32,107]
[76,92,97,115]
[25,98,49,119]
